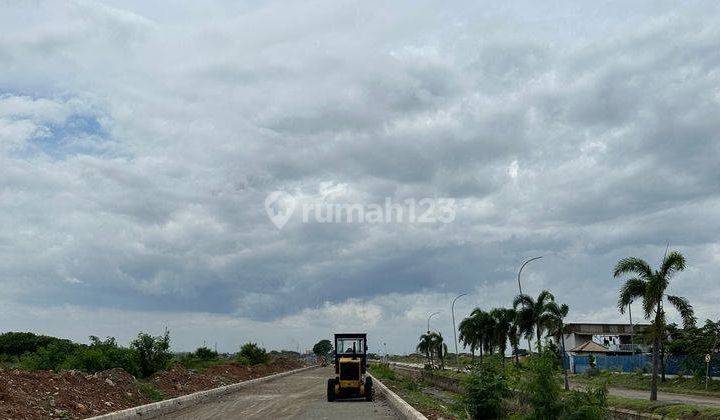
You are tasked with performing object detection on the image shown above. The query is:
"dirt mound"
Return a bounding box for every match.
[149,364,225,398]
[0,358,305,419]
[0,368,151,419]
[151,357,304,398]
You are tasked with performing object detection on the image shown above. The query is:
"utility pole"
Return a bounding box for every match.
[451,293,467,369]
[517,256,542,352]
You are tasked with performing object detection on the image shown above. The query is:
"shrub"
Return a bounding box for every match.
[461,358,510,419]
[61,336,141,377]
[131,330,172,378]
[0,332,74,357]
[519,351,564,419]
[19,340,78,371]
[238,343,268,365]
[194,346,218,361]
[560,381,608,420]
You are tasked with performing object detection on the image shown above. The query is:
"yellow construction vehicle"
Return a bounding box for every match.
[326,333,372,401]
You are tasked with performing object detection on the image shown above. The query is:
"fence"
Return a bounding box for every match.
[570,353,720,376]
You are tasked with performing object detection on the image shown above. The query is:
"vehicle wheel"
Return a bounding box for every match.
[327,378,336,402]
[364,376,373,401]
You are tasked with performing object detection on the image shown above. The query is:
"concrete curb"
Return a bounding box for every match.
[368,373,428,420]
[89,365,319,420]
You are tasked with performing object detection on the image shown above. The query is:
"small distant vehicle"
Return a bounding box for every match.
[326,333,372,402]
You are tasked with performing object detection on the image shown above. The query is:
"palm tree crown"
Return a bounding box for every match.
[513,290,555,351]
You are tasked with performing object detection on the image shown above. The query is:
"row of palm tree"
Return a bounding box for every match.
[420,248,693,402]
[455,290,571,388]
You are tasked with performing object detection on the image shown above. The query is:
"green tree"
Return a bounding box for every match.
[459,315,481,362]
[417,332,435,367]
[509,317,522,366]
[432,332,448,370]
[194,346,218,361]
[461,357,510,419]
[238,342,269,365]
[545,301,570,390]
[615,250,696,401]
[513,290,555,352]
[131,330,172,378]
[489,308,516,365]
[312,339,333,359]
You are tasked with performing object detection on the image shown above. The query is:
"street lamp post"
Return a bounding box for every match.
[451,293,467,369]
[517,256,542,295]
[517,256,542,353]
[427,311,440,333]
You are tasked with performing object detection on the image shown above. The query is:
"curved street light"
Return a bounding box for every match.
[517,256,542,295]
[427,311,441,333]
[451,293,468,369]
[517,256,542,352]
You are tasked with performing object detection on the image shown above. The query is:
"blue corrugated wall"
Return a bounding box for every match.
[570,353,720,376]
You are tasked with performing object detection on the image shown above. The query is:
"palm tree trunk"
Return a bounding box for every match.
[660,340,666,383]
[536,325,543,352]
[651,334,659,400]
[479,345,484,364]
[514,343,520,366]
[527,338,532,355]
[650,304,661,401]
[560,327,569,391]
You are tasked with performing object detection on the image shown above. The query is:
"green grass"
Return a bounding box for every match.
[369,364,465,419]
[608,395,720,418]
[136,381,165,402]
[175,357,228,372]
[572,371,720,398]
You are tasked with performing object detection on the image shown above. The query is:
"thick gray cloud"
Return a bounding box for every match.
[0,1,719,352]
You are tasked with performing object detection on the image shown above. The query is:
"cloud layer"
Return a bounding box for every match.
[1,0,719,352]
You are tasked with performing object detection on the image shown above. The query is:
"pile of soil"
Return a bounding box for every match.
[0,357,304,419]
[151,356,304,398]
[0,368,152,419]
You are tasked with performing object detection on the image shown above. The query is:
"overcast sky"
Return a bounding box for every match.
[1,0,719,354]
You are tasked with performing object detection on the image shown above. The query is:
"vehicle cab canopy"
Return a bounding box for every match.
[334,333,366,355]
[332,333,367,375]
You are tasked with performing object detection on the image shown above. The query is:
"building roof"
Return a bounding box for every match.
[565,323,651,336]
[569,340,612,353]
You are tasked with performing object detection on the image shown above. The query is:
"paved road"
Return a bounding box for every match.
[160,367,400,419]
[569,381,720,408]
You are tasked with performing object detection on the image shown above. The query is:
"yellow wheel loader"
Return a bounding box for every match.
[326,333,373,402]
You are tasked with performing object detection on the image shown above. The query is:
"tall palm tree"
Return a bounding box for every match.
[481,314,497,356]
[545,301,570,390]
[509,318,521,365]
[432,333,448,370]
[490,308,516,364]
[462,308,495,363]
[513,290,555,352]
[615,250,696,401]
[458,316,480,362]
[417,333,435,367]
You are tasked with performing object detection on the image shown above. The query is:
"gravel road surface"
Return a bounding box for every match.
[160,366,400,419]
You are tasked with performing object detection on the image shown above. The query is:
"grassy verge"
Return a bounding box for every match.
[369,364,465,419]
[608,395,720,418]
[572,372,720,398]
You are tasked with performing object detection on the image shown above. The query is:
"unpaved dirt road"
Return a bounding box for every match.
[160,367,400,419]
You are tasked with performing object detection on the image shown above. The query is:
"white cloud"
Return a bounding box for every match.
[0,1,719,352]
